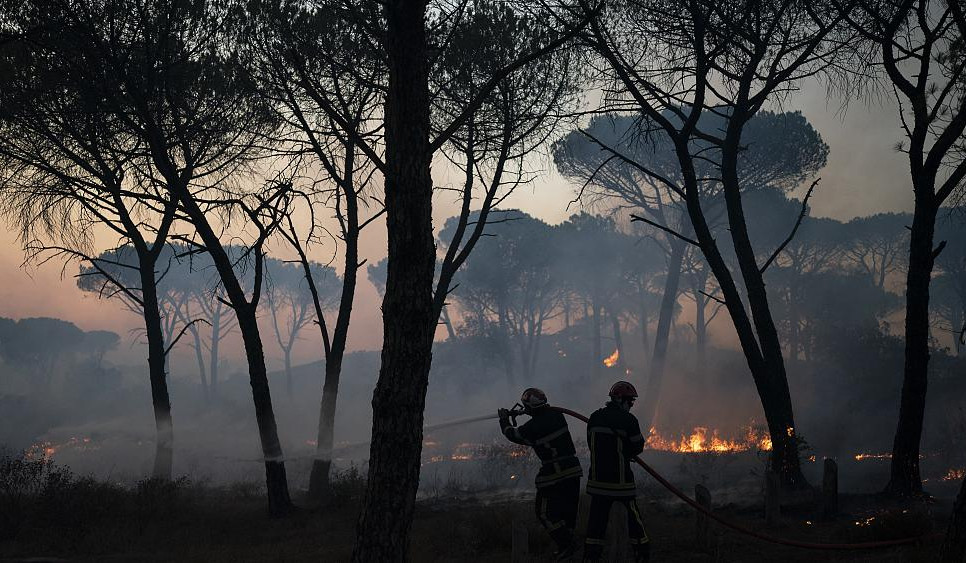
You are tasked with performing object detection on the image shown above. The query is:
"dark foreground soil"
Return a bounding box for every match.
[0,474,951,563]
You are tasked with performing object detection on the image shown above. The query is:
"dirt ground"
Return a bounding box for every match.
[0,476,951,563]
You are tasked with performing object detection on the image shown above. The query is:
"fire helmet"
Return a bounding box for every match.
[608,381,638,401]
[521,387,548,409]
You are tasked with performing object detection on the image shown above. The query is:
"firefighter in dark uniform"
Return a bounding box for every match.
[582,381,650,562]
[499,388,582,560]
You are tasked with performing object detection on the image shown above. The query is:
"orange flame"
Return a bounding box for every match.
[854,453,891,461]
[24,437,97,461]
[645,424,772,453]
[603,349,620,367]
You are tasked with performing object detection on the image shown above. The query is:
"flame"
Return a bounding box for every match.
[645,424,772,453]
[854,453,891,461]
[942,468,965,482]
[603,349,620,367]
[24,437,97,461]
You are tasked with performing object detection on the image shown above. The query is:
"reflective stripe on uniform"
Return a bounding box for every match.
[534,426,569,445]
[588,426,627,437]
[629,432,645,443]
[585,487,638,497]
[586,479,636,490]
[535,465,582,487]
[628,500,650,543]
[505,426,533,445]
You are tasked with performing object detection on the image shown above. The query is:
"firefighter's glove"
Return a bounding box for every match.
[498,408,511,426]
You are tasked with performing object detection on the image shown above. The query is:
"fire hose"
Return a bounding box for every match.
[548,405,938,551]
[220,406,940,549]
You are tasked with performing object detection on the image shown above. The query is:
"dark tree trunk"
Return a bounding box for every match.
[170,180,293,515]
[351,2,436,559]
[886,201,938,496]
[283,347,293,397]
[440,305,458,340]
[499,301,516,385]
[638,239,685,430]
[941,475,966,562]
[308,183,360,500]
[307,353,343,500]
[209,308,221,399]
[720,126,806,489]
[140,263,173,480]
[954,306,964,357]
[694,290,707,369]
[592,296,602,378]
[190,324,209,403]
[611,310,624,370]
[670,129,804,489]
[235,306,292,515]
[639,298,650,365]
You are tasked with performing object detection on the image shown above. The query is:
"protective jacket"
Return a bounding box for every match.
[501,408,583,488]
[586,401,646,497]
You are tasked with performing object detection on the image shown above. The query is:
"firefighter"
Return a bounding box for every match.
[582,381,650,562]
[499,388,582,560]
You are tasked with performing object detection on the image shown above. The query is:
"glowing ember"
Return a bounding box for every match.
[645,424,772,453]
[942,468,965,482]
[854,453,892,461]
[24,437,97,461]
[603,349,620,367]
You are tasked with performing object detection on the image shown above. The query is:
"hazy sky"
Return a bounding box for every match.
[0,85,913,369]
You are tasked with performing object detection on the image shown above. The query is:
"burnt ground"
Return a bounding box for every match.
[0,474,953,563]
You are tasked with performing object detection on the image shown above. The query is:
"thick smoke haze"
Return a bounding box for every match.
[0,87,910,358]
[1,78,959,500]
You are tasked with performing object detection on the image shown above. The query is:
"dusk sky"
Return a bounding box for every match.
[0,86,912,364]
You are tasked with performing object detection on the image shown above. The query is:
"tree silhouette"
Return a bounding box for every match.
[264,257,340,396]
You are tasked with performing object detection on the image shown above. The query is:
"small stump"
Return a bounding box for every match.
[765,469,781,527]
[695,484,713,550]
[821,458,838,520]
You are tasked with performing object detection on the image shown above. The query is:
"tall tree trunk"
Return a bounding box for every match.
[954,306,964,357]
[694,290,707,369]
[236,306,292,514]
[170,181,293,515]
[190,324,209,403]
[592,296,602,378]
[308,350,344,500]
[440,305,458,340]
[499,302,515,385]
[638,239,685,430]
[352,3,435,559]
[639,298,650,366]
[720,126,806,489]
[611,309,624,370]
[308,178,361,499]
[140,263,173,480]
[209,308,221,399]
[887,201,938,496]
[283,347,293,397]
